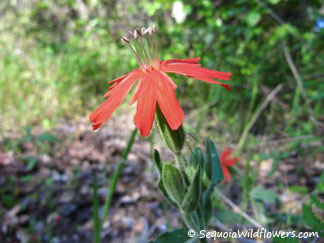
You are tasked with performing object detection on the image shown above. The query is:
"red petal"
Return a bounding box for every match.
[108,74,128,84]
[129,78,143,105]
[223,158,237,167]
[89,71,141,130]
[162,63,231,90]
[220,148,232,162]
[222,165,231,182]
[161,71,177,89]
[152,71,185,130]
[164,57,201,64]
[109,82,120,90]
[104,70,144,98]
[197,67,231,81]
[133,75,156,137]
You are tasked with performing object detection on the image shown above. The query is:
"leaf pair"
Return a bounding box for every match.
[154,150,201,212]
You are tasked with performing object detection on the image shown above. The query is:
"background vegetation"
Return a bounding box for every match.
[0,0,324,242]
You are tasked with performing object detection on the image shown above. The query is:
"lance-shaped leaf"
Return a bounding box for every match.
[181,166,201,212]
[153,149,163,174]
[205,138,224,185]
[190,147,204,169]
[153,150,179,209]
[162,163,187,207]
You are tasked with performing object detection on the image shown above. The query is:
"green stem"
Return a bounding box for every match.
[175,152,189,187]
[100,129,137,231]
[93,172,100,243]
[200,236,208,243]
[182,211,199,232]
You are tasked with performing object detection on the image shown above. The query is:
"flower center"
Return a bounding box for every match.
[121,26,159,71]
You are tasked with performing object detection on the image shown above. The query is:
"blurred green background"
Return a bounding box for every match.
[1,0,323,138]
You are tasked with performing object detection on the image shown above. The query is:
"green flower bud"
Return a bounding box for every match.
[155,105,185,153]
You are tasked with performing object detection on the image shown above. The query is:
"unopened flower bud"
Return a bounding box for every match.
[128,31,134,39]
[152,25,157,32]
[147,26,153,35]
[121,36,130,44]
[135,28,141,38]
[141,27,146,36]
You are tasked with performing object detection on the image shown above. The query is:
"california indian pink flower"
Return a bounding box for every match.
[220,147,238,182]
[90,26,231,137]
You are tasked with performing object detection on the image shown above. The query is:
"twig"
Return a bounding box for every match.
[260,85,289,110]
[237,84,283,153]
[282,42,324,127]
[217,190,265,229]
[255,0,285,25]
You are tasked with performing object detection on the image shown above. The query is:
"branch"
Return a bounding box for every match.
[217,190,265,229]
[282,42,324,127]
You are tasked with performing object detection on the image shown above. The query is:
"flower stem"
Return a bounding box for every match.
[175,152,189,187]
[100,128,137,231]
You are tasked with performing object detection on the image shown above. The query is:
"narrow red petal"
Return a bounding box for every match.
[161,72,177,89]
[152,71,185,130]
[164,57,201,64]
[222,165,231,181]
[162,63,231,90]
[129,79,143,105]
[89,72,140,130]
[220,148,232,162]
[133,75,156,137]
[108,74,128,84]
[196,67,231,81]
[104,70,144,98]
[223,158,237,167]
[109,82,120,90]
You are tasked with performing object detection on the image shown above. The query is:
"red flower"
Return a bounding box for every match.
[220,148,238,182]
[89,26,231,137]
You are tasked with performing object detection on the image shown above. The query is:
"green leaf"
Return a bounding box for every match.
[245,11,261,27]
[153,150,179,209]
[289,185,308,196]
[36,132,58,143]
[148,228,192,243]
[26,157,37,171]
[153,149,162,174]
[190,147,204,169]
[158,179,179,209]
[182,166,201,211]
[217,210,250,225]
[162,163,187,207]
[205,139,224,185]
[250,186,279,204]
[311,194,324,211]
[204,196,213,226]
[302,203,324,230]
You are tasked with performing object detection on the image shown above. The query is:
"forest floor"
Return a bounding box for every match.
[0,111,323,243]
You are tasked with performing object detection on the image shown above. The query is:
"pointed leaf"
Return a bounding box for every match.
[153,149,162,174]
[182,166,201,211]
[162,163,187,207]
[205,138,224,185]
[158,179,179,209]
[190,147,204,169]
